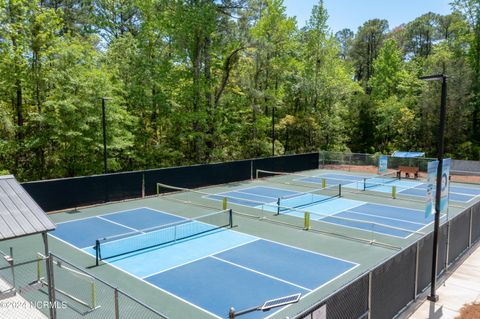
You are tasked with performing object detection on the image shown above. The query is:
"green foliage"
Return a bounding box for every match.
[0,0,480,181]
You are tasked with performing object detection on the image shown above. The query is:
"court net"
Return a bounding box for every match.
[256,169,365,190]
[277,184,341,214]
[363,172,399,190]
[95,209,233,264]
[155,181,431,244]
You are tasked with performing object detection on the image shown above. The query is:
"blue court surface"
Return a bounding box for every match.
[50,207,358,319]
[298,173,480,203]
[207,186,438,238]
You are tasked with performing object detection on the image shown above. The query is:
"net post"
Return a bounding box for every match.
[114,288,120,319]
[363,178,367,191]
[37,254,42,281]
[392,186,397,199]
[95,240,100,266]
[91,281,97,309]
[229,307,235,318]
[229,209,233,228]
[304,212,310,230]
[339,184,342,197]
[276,198,281,216]
[256,169,259,179]
[223,197,228,210]
[322,178,326,188]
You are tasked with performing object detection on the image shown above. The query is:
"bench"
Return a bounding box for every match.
[397,166,419,179]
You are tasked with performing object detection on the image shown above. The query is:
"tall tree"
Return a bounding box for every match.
[350,19,389,91]
[452,0,480,143]
[335,28,354,60]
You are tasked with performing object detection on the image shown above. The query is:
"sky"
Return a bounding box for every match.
[284,0,453,32]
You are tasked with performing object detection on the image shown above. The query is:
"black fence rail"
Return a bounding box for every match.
[296,200,480,319]
[22,153,319,212]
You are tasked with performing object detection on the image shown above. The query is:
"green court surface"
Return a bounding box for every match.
[1,168,479,319]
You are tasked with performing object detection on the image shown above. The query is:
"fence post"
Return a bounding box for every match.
[9,247,15,289]
[445,222,451,270]
[43,233,56,319]
[367,271,372,319]
[469,208,473,247]
[414,241,420,298]
[114,288,120,319]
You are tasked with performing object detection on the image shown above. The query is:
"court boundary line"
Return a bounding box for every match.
[97,215,144,234]
[294,173,477,204]
[141,238,260,279]
[314,214,412,239]
[53,214,360,281]
[54,207,180,225]
[51,229,359,319]
[210,186,426,239]
[209,255,312,292]
[398,187,475,203]
[211,185,299,201]
[48,232,223,319]
[264,254,362,319]
[344,209,427,227]
[49,203,362,319]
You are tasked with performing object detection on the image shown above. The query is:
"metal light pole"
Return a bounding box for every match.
[101,97,111,174]
[419,74,447,302]
[272,106,275,156]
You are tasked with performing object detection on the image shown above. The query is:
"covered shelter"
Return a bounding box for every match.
[391,151,425,158]
[391,152,426,179]
[0,175,56,318]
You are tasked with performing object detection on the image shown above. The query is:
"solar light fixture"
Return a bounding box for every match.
[419,74,448,303]
[228,293,301,318]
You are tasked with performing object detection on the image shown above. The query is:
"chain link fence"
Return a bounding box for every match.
[294,199,480,319]
[319,151,437,173]
[0,251,168,319]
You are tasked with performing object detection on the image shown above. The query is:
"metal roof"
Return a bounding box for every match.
[0,175,55,240]
[391,151,426,158]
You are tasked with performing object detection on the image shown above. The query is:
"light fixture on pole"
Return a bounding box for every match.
[419,74,447,302]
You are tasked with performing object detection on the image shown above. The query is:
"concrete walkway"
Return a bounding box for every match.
[407,244,480,319]
[0,277,47,319]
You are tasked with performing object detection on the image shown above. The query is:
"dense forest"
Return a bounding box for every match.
[0,0,479,181]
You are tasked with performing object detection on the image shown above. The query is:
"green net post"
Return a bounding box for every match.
[223,197,228,210]
[37,254,42,282]
[276,198,281,216]
[304,212,311,230]
[392,186,397,199]
[322,178,326,188]
[229,209,233,228]
[91,281,97,309]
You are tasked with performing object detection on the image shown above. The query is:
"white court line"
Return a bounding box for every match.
[54,206,178,225]
[345,209,427,226]
[141,239,260,279]
[48,232,223,319]
[264,260,362,319]
[49,200,364,319]
[313,214,411,239]
[97,216,144,233]
[226,189,279,201]
[210,255,312,292]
